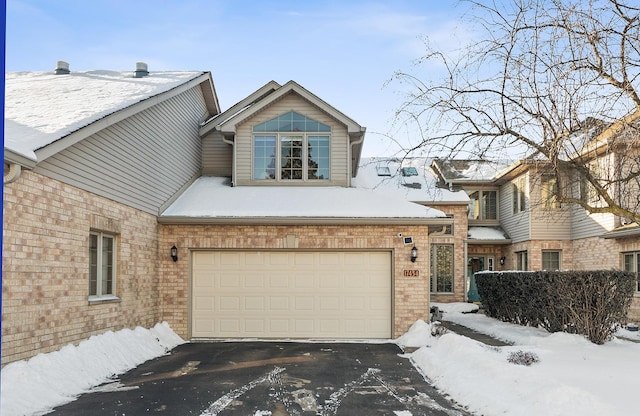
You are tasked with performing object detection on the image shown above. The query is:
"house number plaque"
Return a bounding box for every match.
[403,270,420,277]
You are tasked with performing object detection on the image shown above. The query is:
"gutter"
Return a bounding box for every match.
[221,135,236,187]
[349,128,366,179]
[4,149,37,184]
[158,216,454,226]
[4,163,22,184]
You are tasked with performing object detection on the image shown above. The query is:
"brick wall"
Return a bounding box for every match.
[158,223,432,339]
[504,236,640,323]
[2,171,161,365]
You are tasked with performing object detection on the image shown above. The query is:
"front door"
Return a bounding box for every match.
[467,256,494,302]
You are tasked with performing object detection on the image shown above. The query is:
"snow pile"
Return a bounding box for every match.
[0,322,184,416]
[403,304,640,416]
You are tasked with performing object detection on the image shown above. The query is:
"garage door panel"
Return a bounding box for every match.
[294,252,315,265]
[220,252,241,265]
[191,251,391,339]
[219,273,241,288]
[269,274,289,288]
[320,274,341,289]
[294,296,315,311]
[269,297,289,310]
[219,297,240,311]
[244,297,265,311]
[293,273,315,289]
[269,252,291,265]
[244,273,265,289]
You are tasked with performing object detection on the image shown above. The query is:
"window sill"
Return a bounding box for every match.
[88,295,121,305]
[430,292,455,295]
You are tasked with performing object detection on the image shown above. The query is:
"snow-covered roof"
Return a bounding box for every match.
[353,157,469,204]
[4,70,207,162]
[432,159,510,183]
[467,226,510,241]
[160,176,447,222]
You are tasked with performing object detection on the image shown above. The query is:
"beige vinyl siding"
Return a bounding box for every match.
[34,86,208,214]
[528,173,572,240]
[202,131,232,176]
[233,93,350,186]
[570,206,616,239]
[499,174,530,242]
[570,152,618,239]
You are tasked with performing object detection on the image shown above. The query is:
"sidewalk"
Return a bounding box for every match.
[440,319,511,347]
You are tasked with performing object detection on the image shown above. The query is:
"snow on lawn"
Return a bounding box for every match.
[0,322,184,416]
[398,303,640,416]
[3,309,640,416]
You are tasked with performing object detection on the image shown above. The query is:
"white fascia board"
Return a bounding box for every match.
[209,80,364,136]
[157,216,452,226]
[4,148,38,169]
[35,73,212,162]
[200,80,281,136]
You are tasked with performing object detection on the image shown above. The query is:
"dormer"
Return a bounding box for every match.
[200,81,366,187]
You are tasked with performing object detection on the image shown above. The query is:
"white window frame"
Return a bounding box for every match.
[623,252,640,292]
[89,231,118,301]
[513,177,527,214]
[516,250,528,271]
[542,250,561,270]
[253,133,330,181]
[467,189,498,221]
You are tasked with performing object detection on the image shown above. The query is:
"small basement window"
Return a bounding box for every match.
[401,167,418,176]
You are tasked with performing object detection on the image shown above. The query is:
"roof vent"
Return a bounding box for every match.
[134,62,149,78]
[54,60,70,75]
[402,182,422,189]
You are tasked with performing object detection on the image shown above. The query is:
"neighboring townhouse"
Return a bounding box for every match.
[3,63,221,364]
[3,65,450,365]
[432,136,640,321]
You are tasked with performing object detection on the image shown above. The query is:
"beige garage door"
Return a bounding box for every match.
[191,251,392,339]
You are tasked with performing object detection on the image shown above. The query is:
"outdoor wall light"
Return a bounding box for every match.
[411,245,418,263]
[171,245,178,262]
[500,256,506,266]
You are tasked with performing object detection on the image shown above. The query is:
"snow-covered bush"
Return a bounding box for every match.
[507,350,540,366]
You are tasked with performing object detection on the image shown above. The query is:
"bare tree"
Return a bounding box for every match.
[391,0,640,222]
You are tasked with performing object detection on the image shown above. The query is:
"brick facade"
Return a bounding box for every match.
[2,171,161,365]
[503,237,640,323]
[158,223,432,339]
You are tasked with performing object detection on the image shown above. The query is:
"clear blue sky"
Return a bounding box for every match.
[5,0,473,156]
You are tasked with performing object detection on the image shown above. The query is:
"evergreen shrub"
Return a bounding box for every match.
[475,270,635,344]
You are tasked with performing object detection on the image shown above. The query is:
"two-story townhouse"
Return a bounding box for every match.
[157,80,452,342]
[431,130,640,322]
[3,66,452,365]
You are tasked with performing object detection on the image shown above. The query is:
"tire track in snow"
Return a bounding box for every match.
[319,368,381,416]
[200,366,285,416]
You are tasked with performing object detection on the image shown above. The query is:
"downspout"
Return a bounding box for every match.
[4,163,22,184]
[221,134,236,187]
[349,130,366,185]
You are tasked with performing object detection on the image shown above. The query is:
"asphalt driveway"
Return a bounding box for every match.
[49,342,470,415]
